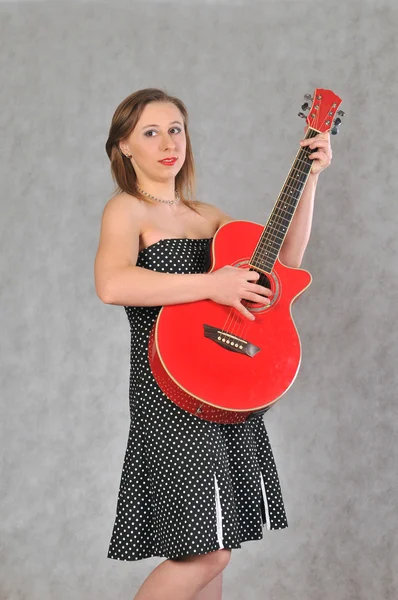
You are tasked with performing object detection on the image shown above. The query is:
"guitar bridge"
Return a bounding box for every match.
[203,324,261,358]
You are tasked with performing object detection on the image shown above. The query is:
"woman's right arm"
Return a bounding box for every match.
[94,195,213,307]
[94,195,272,319]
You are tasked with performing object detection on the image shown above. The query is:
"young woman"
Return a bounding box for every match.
[94,88,332,600]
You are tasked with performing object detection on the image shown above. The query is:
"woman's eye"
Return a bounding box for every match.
[144,127,181,137]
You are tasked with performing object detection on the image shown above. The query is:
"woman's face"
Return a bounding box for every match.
[122,101,186,182]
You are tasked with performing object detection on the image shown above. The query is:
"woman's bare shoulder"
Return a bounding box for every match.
[104,191,144,214]
[194,199,236,227]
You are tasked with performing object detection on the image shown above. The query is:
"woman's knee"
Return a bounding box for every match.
[173,548,231,572]
[169,549,231,595]
[210,549,231,571]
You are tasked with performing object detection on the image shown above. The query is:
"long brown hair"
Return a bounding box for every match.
[105,88,199,213]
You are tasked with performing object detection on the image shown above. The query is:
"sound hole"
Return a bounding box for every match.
[245,268,272,305]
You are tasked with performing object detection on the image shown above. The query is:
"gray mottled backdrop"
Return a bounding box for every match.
[1,0,397,599]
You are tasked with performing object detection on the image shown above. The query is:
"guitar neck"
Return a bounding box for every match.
[251,127,319,273]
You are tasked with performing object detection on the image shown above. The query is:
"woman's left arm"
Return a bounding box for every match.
[279,130,333,268]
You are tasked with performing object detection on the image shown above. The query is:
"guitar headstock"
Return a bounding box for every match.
[298,88,344,135]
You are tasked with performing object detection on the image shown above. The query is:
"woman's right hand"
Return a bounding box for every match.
[207,265,272,321]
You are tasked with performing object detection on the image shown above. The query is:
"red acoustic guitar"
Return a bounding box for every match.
[149,89,343,424]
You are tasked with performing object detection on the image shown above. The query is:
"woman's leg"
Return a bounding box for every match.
[193,572,223,600]
[133,549,231,600]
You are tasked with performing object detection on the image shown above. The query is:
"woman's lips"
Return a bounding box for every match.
[159,158,177,165]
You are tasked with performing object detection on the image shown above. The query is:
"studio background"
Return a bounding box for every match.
[1,1,397,599]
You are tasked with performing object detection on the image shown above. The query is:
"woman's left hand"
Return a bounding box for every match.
[299,126,332,176]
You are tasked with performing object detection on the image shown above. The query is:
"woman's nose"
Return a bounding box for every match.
[161,134,176,150]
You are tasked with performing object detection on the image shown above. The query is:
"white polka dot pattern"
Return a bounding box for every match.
[107,238,288,562]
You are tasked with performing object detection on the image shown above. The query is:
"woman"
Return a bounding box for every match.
[94,88,332,600]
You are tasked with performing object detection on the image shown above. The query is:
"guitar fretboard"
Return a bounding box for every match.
[250,128,319,273]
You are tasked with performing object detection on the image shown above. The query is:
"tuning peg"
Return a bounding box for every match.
[301,102,310,111]
[304,93,313,101]
[331,117,342,135]
[298,112,307,119]
[337,110,345,117]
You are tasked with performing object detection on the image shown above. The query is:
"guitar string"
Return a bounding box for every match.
[252,129,318,264]
[221,125,321,341]
[252,118,323,266]
[219,144,314,343]
[221,127,318,339]
[235,123,321,339]
[220,131,317,340]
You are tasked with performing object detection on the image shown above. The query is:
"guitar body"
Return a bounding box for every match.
[149,220,312,423]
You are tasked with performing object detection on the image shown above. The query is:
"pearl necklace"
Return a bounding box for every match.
[135,184,181,205]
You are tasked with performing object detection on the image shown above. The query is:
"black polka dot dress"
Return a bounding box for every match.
[107,238,288,562]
